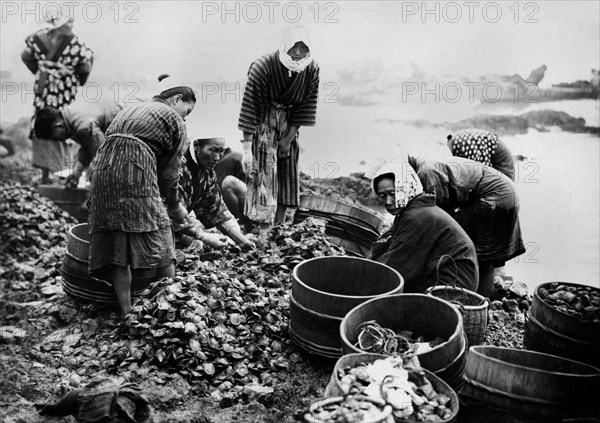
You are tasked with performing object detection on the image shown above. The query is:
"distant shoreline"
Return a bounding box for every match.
[379,109,600,137]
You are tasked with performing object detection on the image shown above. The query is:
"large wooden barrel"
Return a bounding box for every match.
[324,353,460,423]
[298,195,383,232]
[339,294,466,390]
[290,256,404,358]
[61,223,157,304]
[294,195,383,257]
[38,184,88,223]
[461,346,600,420]
[525,281,600,367]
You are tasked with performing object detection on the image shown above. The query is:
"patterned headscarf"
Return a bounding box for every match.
[278,25,313,75]
[372,162,424,209]
[448,128,499,166]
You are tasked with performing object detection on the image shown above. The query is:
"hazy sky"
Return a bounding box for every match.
[1,0,599,88]
[2,0,599,138]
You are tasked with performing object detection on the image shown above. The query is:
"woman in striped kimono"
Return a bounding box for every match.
[239,25,319,235]
[88,75,196,316]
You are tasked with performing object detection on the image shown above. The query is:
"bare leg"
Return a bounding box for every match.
[222,176,257,232]
[157,263,175,279]
[112,265,132,316]
[275,204,287,225]
[221,176,246,219]
[477,261,495,297]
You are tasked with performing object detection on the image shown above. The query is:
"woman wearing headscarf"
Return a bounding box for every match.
[173,137,255,251]
[88,74,196,316]
[447,128,515,181]
[239,25,320,236]
[408,155,525,296]
[21,9,94,183]
[370,162,479,293]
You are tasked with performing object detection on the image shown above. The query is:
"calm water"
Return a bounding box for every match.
[502,131,599,290]
[297,99,600,291]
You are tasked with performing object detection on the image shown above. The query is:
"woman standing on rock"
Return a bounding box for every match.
[239,25,320,236]
[88,75,196,316]
[409,155,525,296]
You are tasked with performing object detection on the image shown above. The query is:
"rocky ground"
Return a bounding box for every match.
[0,170,531,423]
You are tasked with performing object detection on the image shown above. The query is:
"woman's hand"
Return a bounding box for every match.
[65,172,81,190]
[196,231,229,249]
[278,126,298,159]
[238,237,256,252]
[65,162,85,190]
[277,137,293,158]
[167,202,187,224]
[241,140,255,177]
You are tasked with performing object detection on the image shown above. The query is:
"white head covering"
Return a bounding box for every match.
[372,161,424,210]
[155,75,190,96]
[278,25,313,75]
[44,5,73,28]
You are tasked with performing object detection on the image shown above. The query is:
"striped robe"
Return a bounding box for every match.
[238,51,319,222]
[88,98,187,234]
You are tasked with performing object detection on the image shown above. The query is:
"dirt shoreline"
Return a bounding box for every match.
[0,177,529,423]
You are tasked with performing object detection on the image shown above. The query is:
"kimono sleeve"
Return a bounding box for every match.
[194,174,233,229]
[377,219,426,289]
[238,60,269,133]
[418,165,453,213]
[289,64,320,128]
[157,116,187,198]
[73,40,94,85]
[21,34,39,74]
[73,122,94,168]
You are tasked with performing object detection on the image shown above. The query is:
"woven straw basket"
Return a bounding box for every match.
[426,255,489,346]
